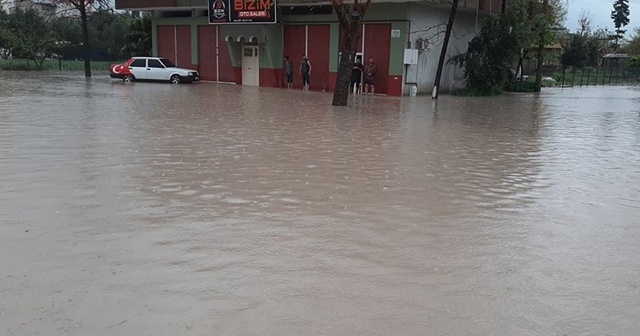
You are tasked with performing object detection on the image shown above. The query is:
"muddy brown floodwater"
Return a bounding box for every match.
[1,71,639,335]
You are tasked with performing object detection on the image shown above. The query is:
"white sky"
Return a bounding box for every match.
[565,0,638,35]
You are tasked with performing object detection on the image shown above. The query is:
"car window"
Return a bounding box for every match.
[148,59,165,69]
[160,58,176,68]
[130,59,146,67]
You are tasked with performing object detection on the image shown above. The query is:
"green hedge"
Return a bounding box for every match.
[504,81,537,92]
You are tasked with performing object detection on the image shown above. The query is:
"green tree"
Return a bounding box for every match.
[44,0,111,77]
[0,9,11,59]
[50,16,82,59]
[611,0,630,49]
[450,0,565,94]
[88,9,129,60]
[532,0,567,92]
[561,34,589,69]
[449,13,521,93]
[587,28,614,66]
[2,9,58,69]
[561,12,609,69]
[623,27,640,55]
[121,14,151,57]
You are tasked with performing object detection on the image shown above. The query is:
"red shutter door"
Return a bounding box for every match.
[364,23,391,94]
[157,25,175,62]
[283,25,306,89]
[307,25,330,91]
[198,26,217,81]
[175,25,192,68]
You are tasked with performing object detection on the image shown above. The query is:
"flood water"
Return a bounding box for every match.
[1,71,639,335]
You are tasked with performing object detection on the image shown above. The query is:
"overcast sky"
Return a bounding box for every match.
[565,0,638,35]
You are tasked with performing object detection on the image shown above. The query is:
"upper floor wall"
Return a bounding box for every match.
[115,0,504,15]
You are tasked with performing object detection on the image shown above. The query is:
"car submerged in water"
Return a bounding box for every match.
[110,57,199,84]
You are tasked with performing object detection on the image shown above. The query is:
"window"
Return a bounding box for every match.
[148,59,165,68]
[160,58,176,67]
[243,48,254,57]
[130,59,146,67]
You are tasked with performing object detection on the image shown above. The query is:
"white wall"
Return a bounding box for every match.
[0,0,14,13]
[405,4,480,94]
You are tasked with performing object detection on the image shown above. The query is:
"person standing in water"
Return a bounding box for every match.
[300,54,312,91]
[283,56,294,89]
[364,57,377,94]
[350,56,364,94]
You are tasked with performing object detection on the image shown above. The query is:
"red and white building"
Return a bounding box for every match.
[115,0,503,95]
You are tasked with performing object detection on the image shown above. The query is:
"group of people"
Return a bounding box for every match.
[283,54,377,94]
[283,54,311,90]
[350,56,377,94]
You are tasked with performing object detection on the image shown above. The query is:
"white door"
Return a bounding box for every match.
[242,46,259,86]
[128,58,148,79]
[147,58,169,81]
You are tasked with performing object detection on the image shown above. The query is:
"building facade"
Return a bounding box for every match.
[3,0,57,16]
[116,0,502,95]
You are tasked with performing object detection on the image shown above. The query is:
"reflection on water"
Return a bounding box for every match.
[1,71,639,335]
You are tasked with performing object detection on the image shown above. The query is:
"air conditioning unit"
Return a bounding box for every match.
[415,39,428,51]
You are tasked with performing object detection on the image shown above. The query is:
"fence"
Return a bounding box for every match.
[554,66,640,87]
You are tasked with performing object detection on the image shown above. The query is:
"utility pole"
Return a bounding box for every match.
[431,0,460,99]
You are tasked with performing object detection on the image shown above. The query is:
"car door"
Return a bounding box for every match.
[128,58,147,79]
[146,59,168,81]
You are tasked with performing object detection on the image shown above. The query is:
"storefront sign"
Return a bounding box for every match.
[209,0,277,24]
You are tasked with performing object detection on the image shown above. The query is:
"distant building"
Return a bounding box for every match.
[114,0,503,96]
[0,0,15,13]
[11,0,57,17]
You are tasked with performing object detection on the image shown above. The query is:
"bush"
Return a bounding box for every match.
[504,80,537,92]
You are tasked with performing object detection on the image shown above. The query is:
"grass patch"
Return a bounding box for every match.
[0,59,122,71]
[504,80,537,92]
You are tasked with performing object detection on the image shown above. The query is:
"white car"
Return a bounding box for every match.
[110,57,199,84]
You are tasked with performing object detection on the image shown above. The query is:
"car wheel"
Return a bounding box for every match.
[170,74,181,84]
[123,75,134,82]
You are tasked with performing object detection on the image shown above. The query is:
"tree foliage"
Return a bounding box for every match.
[611,0,630,48]
[450,0,566,93]
[623,27,640,56]
[561,34,589,68]
[49,10,131,61]
[561,16,615,69]
[0,6,150,66]
[449,14,519,92]
[0,9,58,69]
[121,14,152,57]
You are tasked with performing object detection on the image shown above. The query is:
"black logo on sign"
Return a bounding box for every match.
[212,0,226,19]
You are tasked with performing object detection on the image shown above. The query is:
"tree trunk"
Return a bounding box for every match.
[431,0,459,99]
[516,50,528,82]
[533,0,548,92]
[331,0,370,107]
[332,21,358,106]
[80,2,91,78]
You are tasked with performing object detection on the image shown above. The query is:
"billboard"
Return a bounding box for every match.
[209,0,277,24]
